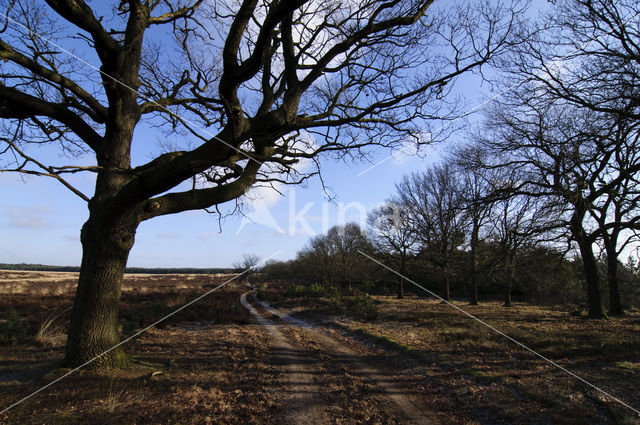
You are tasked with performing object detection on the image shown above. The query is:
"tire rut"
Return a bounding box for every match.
[240,291,330,425]
[242,290,438,424]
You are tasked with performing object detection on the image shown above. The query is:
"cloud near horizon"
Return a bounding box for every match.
[3,205,51,229]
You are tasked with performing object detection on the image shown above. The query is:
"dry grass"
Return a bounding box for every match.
[2,275,639,424]
[0,323,281,424]
[262,284,640,425]
[0,273,268,425]
[0,270,235,296]
[34,307,70,347]
[102,379,128,414]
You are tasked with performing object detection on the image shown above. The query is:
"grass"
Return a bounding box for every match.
[280,283,379,320]
[103,378,128,413]
[261,282,640,425]
[0,271,266,425]
[461,368,508,383]
[34,307,71,347]
[616,361,640,372]
[2,274,639,424]
[0,308,29,346]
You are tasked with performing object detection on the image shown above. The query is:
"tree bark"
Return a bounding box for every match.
[442,275,451,301]
[398,255,405,299]
[469,247,478,305]
[606,253,624,316]
[503,254,514,307]
[503,283,512,307]
[65,209,139,367]
[469,223,479,305]
[570,210,605,319]
[576,238,605,318]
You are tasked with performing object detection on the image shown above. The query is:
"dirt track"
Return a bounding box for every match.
[240,291,330,424]
[241,290,437,425]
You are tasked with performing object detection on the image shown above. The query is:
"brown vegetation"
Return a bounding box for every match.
[1,275,639,424]
[261,282,640,424]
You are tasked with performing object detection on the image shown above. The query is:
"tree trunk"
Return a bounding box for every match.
[503,284,512,307]
[570,211,605,319]
[502,251,515,307]
[469,247,478,305]
[469,275,478,305]
[606,253,624,316]
[469,224,479,305]
[576,238,605,319]
[398,277,405,299]
[65,210,138,367]
[63,47,143,367]
[398,256,405,299]
[442,275,451,301]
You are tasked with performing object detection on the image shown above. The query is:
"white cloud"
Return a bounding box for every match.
[155,232,180,239]
[3,205,50,229]
[236,195,285,235]
[197,231,220,240]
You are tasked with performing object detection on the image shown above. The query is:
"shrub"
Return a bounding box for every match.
[118,318,139,337]
[350,294,378,320]
[0,308,29,346]
[328,287,344,312]
[308,283,327,297]
[287,283,307,297]
[118,302,169,336]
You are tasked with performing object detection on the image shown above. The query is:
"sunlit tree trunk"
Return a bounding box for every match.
[66,210,138,367]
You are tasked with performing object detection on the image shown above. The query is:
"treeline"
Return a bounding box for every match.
[0,263,240,275]
[262,221,640,314]
[264,1,640,318]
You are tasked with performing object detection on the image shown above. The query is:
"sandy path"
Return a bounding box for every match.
[254,294,438,424]
[242,290,438,424]
[253,295,437,424]
[240,292,330,425]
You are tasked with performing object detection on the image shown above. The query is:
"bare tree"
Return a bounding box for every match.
[0,0,523,365]
[235,253,261,270]
[478,97,640,318]
[496,0,640,316]
[367,199,418,298]
[233,253,261,283]
[296,234,334,286]
[487,193,546,307]
[587,119,640,315]
[506,0,640,122]
[397,164,467,301]
[449,145,496,304]
[325,223,372,292]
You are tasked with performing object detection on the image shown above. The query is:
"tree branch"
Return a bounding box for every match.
[0,85,103,151]
[140,159,261,220]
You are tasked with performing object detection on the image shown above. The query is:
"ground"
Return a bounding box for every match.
[0,271,639,424]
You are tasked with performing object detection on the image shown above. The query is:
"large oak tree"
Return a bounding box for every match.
[397,164,468,301]
[0,0,521,366]
[478,98,640,318]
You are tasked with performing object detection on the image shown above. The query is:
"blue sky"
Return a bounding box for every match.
[0,2,509,268]
[0,134,448,267]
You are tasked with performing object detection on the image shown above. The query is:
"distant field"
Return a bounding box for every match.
[0,269,236,295]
